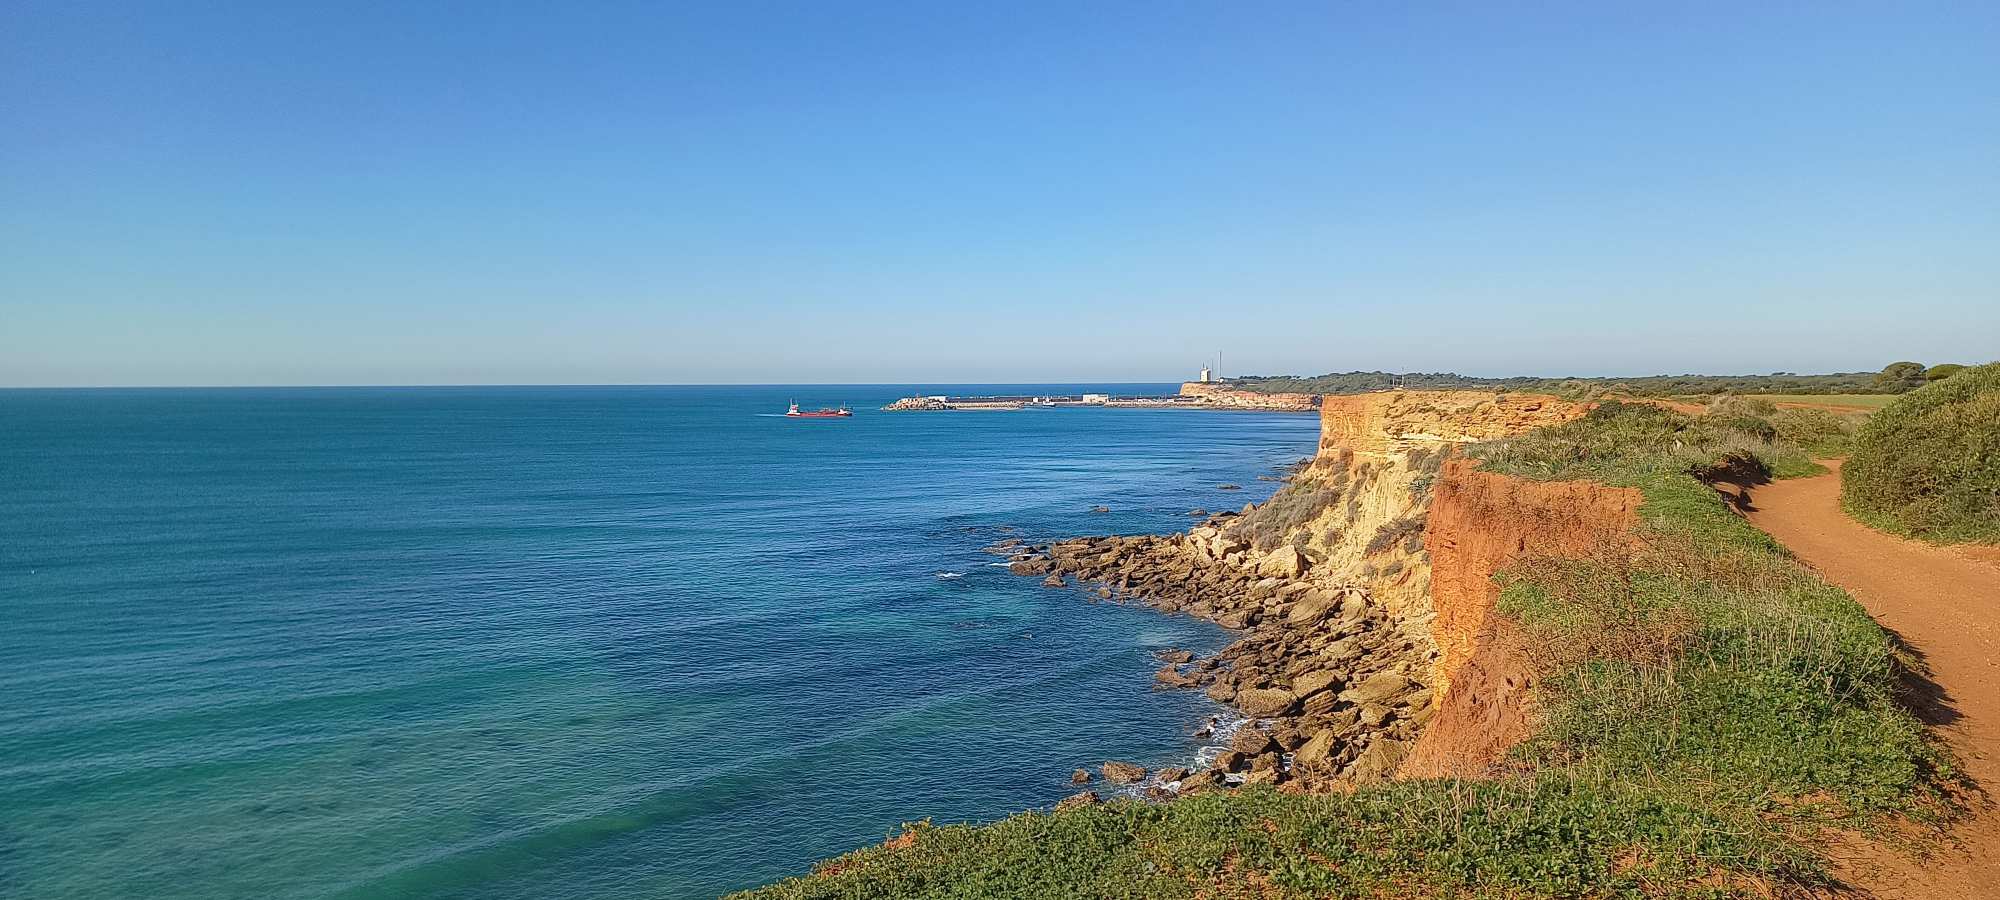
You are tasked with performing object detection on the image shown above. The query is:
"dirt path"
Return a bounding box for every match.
[1742,459,2000,898]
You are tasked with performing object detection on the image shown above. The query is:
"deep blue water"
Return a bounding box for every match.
[0,385,1318,899]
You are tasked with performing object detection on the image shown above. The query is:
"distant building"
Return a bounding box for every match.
[1081,393,1110,404]
[1198,366,1213,383]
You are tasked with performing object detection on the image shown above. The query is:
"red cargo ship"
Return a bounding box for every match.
[785,402,852,418]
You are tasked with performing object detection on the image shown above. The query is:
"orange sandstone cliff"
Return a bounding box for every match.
[1192,391,1656,778]
[1401,458,1641,777]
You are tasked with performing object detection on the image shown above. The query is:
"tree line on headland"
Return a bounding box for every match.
[1225,361,1973,397]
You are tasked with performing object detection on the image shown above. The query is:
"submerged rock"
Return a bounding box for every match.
[1071,768,1092,784]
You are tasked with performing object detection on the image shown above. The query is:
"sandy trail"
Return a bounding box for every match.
[1742,459,2000,898]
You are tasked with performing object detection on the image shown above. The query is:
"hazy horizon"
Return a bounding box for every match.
[6,3,1997,387]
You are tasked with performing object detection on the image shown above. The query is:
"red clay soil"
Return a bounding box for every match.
[1403,459,1643,778]
[1743,460,2000,899]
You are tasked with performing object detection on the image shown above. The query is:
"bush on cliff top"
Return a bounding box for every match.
[1469,400,1819,485]
[1841,362,2000,543]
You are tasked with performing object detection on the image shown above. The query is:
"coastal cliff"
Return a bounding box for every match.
[999,390,1598,787]
[741,390,1953,899]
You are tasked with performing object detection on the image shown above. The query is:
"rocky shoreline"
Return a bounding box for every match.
[987,524,1434,798]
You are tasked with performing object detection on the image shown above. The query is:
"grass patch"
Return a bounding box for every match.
[1744,394,1898,410]
[1841,362,2000,544]
[738,780,1815,900]
[1468,400,1821,485]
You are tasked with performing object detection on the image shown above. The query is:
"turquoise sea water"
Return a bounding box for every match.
[1,385,1318,899]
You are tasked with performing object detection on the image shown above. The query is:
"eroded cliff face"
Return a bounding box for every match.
[1008,389,1637,789]
[1189,391,1587,626]
[1401,458,1641,778]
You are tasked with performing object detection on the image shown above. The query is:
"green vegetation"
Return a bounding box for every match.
[1872,361,1929,392]
[738,780,1812,900]
[735,403,1952,900]
[1742,393,1897,409]
[1842,362,2000,544]
[1469,399,1820,483]
[1223,451,1356,551]
[1474,405,1949,830]
[1224,362,1968,399]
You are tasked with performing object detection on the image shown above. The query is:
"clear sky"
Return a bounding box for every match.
[4,2,1996,387]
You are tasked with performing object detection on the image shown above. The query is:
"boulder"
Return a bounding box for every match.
[1101,761,1147,784]
[1055,791,1100,811]
[1204,682,1236,703]
[1340,671,1416,706]
[1291,670,1343,699]
[1348,739,1409,783]
[1241,766,1280,786]
[1089,505,1111,514]
[1360,704,1394,727]
[1250,751,1280,773]
[1256,546,1305,578]
[1230,727,1277,755]
[1157,649,1194,664]
[1236,687,1298,717]
[1009,558,1052,576]
[1071,768,1092,784]
[1154,665,1196,688]
[1212,750,1249,772]
[1157,766,1191,784]
[1285,590,1336,625]
[1293,730,1341,771]
[1041,574,1066,588]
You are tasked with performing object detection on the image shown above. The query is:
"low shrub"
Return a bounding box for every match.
[1842,362,2000,543]
[1364,516,1426,556]
[1227,475,1343,551]
[1469,400,1820,485]
[1769,408,1855,456]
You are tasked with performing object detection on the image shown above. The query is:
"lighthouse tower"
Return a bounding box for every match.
[1198,365,1213,383]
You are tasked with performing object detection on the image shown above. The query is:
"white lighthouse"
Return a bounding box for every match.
[1198,365,1213,383]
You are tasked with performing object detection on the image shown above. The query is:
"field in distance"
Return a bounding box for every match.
[1741,394,1899,410]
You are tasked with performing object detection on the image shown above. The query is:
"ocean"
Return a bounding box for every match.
[0,385,1319,899]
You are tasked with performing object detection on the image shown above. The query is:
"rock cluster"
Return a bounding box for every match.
[1007,533,1433,790]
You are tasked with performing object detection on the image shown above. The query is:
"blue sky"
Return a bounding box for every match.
[3,2,1996,386]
